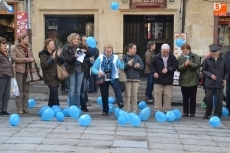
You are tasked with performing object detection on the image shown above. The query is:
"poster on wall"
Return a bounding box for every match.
[174,33,187,59]
[17,12,28,36]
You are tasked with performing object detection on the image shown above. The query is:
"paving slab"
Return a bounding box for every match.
[0,144,37,151]
[112,148,149,153]
[5,137,44,144]
[184,145,222,152]
[113,140,147,148]
[75,147,112,153]
[34,144,76,152]
[41,138,78,146]
[149,143,184,151]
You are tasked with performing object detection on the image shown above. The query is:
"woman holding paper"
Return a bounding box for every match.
[62,33,91,111]
[177,43,200,117]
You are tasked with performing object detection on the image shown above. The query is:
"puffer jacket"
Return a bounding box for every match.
[39,50,64,86]
[123,53,144,81]
[0,51,13,77]
[144,49,155,73]
[11,41,33,73]
[177,52,200,87]
[152,53,178,85]
[202,54,229,89]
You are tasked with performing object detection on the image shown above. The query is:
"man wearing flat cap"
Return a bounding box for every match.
[202,45,229,119]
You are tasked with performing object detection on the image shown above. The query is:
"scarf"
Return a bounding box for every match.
[101,53,116,83]
[21,45,28,58]
[183,52,192,59]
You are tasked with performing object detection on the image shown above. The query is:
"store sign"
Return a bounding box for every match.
[214,2,227,16]
[17,12,28,36]
[130,0,167,8]
[218,17,230,24]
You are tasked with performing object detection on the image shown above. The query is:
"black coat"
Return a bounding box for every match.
[202,55,229,89]
[151,53,178,85]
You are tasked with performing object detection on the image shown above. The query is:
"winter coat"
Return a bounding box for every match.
[177,52,200,87]
[144,49,155,73]
[202,55,229,89]
[39,50,64,86]
[152,53,178,85]
[0,51,13,77]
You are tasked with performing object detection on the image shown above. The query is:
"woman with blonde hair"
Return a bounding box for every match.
[11,33,34,114]
[0,36,13,115]
[62,33,91,111]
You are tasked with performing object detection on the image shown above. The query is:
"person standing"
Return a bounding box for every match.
[152,44,178,113]
[144,41,156,101]
[202,45,229,119]
[92,45,124,116]
[177,43,200,117]
[39,39,64,107]
[11,33,34,114]
[0,37,13,115]
[225,49,230,114]
[123,43,144,113]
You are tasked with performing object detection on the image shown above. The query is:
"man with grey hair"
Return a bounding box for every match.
[151,43,178,113]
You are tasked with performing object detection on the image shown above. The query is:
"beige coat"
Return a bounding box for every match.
[11,41,33,73]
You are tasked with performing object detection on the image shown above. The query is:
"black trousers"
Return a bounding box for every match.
[205,88,223,117]
[181,86,198,115]
[48,86,59,107]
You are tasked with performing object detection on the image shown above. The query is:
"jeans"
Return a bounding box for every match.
[99,78,123,113]
[48,86,59,107]
[226,81,230,111]
[145,73,154,98]
[68,72,84,107]
[80,78,88,109]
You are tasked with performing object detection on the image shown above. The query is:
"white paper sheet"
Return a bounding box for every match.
[77,53,86,63]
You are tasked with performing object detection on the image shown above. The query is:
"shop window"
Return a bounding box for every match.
[45,15,94,49]
[218,17,230,54]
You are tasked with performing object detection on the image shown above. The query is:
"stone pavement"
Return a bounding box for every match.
[0,80,230,153]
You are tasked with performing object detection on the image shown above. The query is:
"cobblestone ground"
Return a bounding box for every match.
[0,81,229,153]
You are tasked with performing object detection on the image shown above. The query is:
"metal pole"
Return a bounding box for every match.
[27,0,32,43]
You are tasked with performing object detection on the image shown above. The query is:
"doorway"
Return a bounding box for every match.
[123,15,174,59]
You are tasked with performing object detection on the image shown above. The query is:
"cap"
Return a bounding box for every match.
[210,45,221,52]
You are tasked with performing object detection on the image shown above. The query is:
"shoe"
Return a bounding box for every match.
[118,102,124,109]
[183,113,188,117]
[2,111,10,115]
[101,112,108,116]
[18,111,23,114]
[0,112,4,115]
[86,102,91,106]
[203,114,209,119]
[189,114,195,117]
[81,108,88,112]
[23,110,29,114]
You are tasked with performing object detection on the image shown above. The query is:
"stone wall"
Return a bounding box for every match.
[185,0,230,57]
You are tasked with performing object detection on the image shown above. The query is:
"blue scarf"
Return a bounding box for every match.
[101,54,116,83]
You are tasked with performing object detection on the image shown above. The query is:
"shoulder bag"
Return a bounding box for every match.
[26,62,43,82]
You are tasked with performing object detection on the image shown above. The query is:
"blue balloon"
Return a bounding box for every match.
[129,113,141,127]
[222,107,229,116]
[108,97,115,104]
[155,111,166,123]
[209,116,221,128]
[69,105,80,119]
[86,37,96,48]
[176,38,185,47]
[109,104,114,113]
[62,108,70,117]
[41,108,55,121]
[78,114,92,127]
[110,2,119,10]
[173,109,182,120]
[28,99,36,108]
[9,114,20,126]
[119,110,130,123]
[118,116,126,125]
[114,108,121,118]
[166,111,176,122]
[38,106,50,116]
[138,101,147,109]
[56,112,64,122]
[67,99,69,104]
[52,105,61,116]
[96,96,102,106]
[139,107,151,121]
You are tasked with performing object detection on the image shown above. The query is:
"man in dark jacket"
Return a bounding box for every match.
[202,45,229,119]
[225,51,230,114]
[152,43,178,113]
